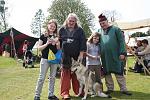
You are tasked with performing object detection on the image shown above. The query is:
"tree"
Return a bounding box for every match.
[131,32,147,37]
[0,0,8,32]
[146,28,150,36]
[102,10,121,22]
[46,0,95,37]
[31,9,45,37]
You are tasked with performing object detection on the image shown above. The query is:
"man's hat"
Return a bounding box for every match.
[98,13,107,22]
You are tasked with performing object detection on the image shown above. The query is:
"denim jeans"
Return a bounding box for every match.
[35,58,58,97]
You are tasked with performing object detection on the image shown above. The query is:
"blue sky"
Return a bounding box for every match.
[7,0,150,35]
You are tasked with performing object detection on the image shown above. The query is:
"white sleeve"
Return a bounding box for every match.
[138,46,150,55]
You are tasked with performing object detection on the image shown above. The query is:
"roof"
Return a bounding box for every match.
[114,18,150,30]
[126,36,150,47]
[0,27,38,39]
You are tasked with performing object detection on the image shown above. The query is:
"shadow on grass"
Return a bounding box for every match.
[70,91,150,100]
[127,69,150,79]
[140,72,150,77]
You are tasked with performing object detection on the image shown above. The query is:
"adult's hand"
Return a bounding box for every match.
[78,51,86,62]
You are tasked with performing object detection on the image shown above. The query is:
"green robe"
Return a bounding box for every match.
[98,26,126,75]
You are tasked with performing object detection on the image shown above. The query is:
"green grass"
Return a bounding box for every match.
[0,56,150,100]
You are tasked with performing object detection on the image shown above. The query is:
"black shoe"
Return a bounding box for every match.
[34,96,40,100]
[48,95,59,100]
[23,62,25,67]
[105,90,113,94]
[108,95,112,98]
[121,91,132,96]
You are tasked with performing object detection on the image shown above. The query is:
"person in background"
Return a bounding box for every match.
[86,32,109,98]
[98,13,132,95]
[23,40,29,66]
[129,40,145,73]
[34,19,60,100]
[59,13,86,100]
[135,39,150,71]
[2,43,10,57]
[22,40,29,54]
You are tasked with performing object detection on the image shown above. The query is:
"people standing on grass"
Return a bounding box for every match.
[58,13,86,100]
[22,40,29,54]
[23,40,29,66]
[86,32,109,98]
[34,19,60,100]
[98,13,132,96]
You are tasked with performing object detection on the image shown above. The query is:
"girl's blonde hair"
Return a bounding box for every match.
[87,32,100,45]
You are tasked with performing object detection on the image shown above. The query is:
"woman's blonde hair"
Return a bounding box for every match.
[63,13,81,28]
[87,32,100,45]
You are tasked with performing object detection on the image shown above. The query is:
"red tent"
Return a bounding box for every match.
[0,27,39,58]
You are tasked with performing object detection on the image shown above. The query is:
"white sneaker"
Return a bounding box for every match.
[98,92,108,98]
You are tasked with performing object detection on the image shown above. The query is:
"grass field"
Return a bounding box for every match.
[0,56,150,100]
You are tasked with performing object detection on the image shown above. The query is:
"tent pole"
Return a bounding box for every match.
[127,45,150,75]
[11,39,13,57]
[10,28,18,60]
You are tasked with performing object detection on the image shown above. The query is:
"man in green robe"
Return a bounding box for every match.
[98,13,132,96]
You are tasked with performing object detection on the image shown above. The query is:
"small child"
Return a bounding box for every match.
[86,32,109,97]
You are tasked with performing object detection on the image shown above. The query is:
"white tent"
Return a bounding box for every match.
[115,18,150,30]
[126,36,150,47]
